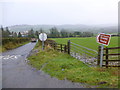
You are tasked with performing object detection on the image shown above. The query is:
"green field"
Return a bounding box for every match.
[51,37,119,59]
[51,37,118,51]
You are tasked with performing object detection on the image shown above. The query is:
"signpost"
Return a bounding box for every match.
[39,33,47,50]
[97,33,111,67]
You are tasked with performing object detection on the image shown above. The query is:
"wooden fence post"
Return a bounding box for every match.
[56,43,57,50]
[61,44,62,52]
[51,42,53,48]
[68,40,70,54]
[54,43,56,50]
[64,45,66,53]
[106,47,109,68]
[97,46,101,65]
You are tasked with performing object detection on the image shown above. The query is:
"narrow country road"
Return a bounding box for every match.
[2,42,85,88]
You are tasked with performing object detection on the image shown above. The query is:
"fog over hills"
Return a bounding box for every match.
[7,24,118,33]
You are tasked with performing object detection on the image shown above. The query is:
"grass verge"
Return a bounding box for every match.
[0,41,30,53]
[27,40,119,88]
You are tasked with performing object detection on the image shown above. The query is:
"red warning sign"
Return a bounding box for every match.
[97,33,111,46]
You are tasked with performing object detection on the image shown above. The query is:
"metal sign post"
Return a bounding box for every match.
[39,33,47,51]
[97,33,111,67]
[100,44,104,67]
[42,34,44,50]
[42,41,44,50]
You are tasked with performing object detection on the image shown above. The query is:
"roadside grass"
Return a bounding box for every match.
[28,40,119,88]
[0,41,30,53]
[33,40,41,50]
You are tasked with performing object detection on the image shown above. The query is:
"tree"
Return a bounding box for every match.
[18,32,22,37]
[39,28,43,33]
[11,31,14,37]
[49,27,60,38]
[0,26,4,37]
[73,31,82,37]
[28,28,35,38]
[68,32,74,37]
[13,32,17,37]
[0,26,4,31]
[60,29,69,38]
[0,26,3,45]
[1,27,11,37]
[6,27,11,36]
[81,32,93,37]
[35,31,39,38]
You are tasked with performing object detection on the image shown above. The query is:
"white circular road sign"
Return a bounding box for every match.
[39,33,47,41]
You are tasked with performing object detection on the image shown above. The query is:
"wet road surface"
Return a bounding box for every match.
[2,42,85,88]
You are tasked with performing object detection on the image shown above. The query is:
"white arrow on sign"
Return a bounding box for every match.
[39,33,47,41]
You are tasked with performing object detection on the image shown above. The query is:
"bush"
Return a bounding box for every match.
[1,37,30,51]
[2,37,30,45]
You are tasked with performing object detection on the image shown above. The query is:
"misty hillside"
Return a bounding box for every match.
[7,24,118,33]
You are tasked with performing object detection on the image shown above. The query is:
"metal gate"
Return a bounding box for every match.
[70,41,98,66]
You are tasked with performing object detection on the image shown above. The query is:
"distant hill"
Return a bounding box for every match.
[7,24,118,33]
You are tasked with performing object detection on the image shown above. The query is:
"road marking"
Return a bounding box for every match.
[1,55,21,60]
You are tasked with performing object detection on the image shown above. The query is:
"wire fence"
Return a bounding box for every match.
[70,42,98,66]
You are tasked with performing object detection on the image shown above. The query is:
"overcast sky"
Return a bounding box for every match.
[0,0,119,26]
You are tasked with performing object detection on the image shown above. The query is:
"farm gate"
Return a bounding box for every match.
[70,41,98,66]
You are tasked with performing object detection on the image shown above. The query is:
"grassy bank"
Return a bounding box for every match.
[28,40,119,88]
[1,37,30,53]
[0,41,30,53]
